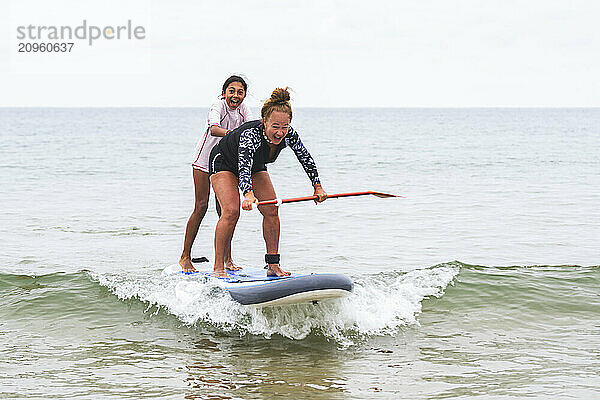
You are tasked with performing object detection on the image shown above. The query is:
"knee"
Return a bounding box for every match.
[220,208,240,224]
[193,199,209,215]
[259,206,278,219]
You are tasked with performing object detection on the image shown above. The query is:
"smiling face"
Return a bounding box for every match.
[223,81,246,109]
[262,111,291,145]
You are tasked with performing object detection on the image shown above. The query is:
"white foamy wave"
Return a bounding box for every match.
[345,265,459,335]
[89,264,459,344]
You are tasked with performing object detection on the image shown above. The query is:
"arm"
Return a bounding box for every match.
[207,100,229,137]
[210,125,229,137]
[238,129,262,209]
[286,128,327,202]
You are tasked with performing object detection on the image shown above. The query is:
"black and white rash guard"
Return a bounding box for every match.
[209,120,321,194]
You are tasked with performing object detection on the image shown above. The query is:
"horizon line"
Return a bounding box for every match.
[2,105,600,109]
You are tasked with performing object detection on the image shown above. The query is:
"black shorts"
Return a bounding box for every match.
[208,146,267,178]
[208,146,232,177]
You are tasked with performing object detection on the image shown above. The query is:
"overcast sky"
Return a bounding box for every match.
[1,0,599,107]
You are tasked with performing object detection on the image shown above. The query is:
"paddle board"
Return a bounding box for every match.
[162,263,354,307]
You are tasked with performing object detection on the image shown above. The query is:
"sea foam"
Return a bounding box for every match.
[90,263,459,345]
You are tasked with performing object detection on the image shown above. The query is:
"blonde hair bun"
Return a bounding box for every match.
[270,87,291,104]
[261,86,293,121]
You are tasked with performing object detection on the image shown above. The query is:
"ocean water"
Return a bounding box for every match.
[1,107,599,399]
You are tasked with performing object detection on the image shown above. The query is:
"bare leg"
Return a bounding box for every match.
[216,194,240,270]
[252,171,289,277]
[224,239,241,270]
[211,171,240,277]
[179,169,210,272]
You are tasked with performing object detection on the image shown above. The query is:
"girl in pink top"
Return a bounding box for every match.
[180,75,253,272]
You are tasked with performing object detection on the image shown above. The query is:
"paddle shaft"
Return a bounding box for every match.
[257,191,402,206]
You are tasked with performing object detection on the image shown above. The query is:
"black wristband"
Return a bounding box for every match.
[265,253,280,264]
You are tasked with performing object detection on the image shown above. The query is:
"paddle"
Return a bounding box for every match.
[256,191,403,207]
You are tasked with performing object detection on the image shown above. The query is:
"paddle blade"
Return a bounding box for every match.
[369,191,403,198]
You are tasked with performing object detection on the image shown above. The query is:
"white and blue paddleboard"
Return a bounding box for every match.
[162,263,353,307]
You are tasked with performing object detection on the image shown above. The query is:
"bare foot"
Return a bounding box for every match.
[211,268,228,278]
[225,260,242,271]
[266,264,291,277]
[179,256,197,273]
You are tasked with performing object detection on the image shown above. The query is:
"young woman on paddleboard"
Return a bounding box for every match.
[180,75,253,272]
[209,87,327,277]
